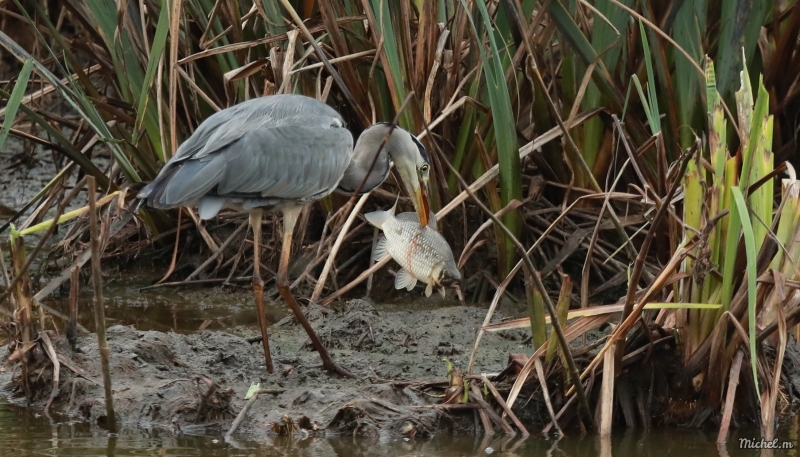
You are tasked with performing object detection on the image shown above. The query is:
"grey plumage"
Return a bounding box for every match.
[140,95,354,218]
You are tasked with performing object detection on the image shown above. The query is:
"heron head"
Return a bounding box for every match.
[352,123,431,227]
[388,127,431,227]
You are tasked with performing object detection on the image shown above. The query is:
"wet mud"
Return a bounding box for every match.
[0,298,531,440]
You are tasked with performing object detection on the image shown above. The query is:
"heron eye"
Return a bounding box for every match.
[420,164,429,173]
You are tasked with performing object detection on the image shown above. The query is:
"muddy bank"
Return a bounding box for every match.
[0,299,532,440]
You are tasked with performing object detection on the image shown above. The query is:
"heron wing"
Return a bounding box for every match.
[157,123,352,207]
[145,95,354,209]
[171,95,346,162]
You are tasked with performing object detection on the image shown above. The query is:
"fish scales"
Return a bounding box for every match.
[365,207,460,297]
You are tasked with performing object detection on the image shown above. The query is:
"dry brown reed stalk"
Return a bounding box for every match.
[533,357,562,436]
[599,342,615,436]
[86,176,117,433]
[470,382,513,434]
[717,350,744,444]
[480,374,529,437]
[66,265,79,347]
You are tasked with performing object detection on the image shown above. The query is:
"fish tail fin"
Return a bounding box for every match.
[364,209,391,229]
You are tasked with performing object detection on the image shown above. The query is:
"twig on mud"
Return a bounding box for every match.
[56,353,102,386]
[87,176,117,433]
[225,388,285,440]
[480,374,530,437]
[194,376,218,423]
[139,276,253,291]
[410,403,482,411]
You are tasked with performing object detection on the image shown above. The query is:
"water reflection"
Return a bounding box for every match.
[1,393,798,457]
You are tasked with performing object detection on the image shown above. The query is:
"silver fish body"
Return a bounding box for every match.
[365,208,460,297]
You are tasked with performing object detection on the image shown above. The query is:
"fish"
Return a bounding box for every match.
[364,204,461,298]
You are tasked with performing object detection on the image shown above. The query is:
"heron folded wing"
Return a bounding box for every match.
[214,124,353,202]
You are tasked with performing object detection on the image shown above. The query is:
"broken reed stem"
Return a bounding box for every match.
[534,357,563,437]
[67,265,79,347]
[87,176,117,433]
[481,374,530,436]
[224,389,284,440]
[717,350,744,443]
[470,382,513,434]
[184,222,248,282]
[225,391,263,440]
[600,342,616,436]
[9,229,34,400]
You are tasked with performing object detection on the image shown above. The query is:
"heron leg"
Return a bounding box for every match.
[250,209,274,374]
[278,206,353,377]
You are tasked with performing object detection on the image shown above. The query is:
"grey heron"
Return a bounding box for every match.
[139,94,431,376]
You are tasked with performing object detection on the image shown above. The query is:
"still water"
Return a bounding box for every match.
[0,395,797,457]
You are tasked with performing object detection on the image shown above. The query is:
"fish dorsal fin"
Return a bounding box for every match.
[439,286,446,298]
[395,268,417,291]
[373,236,387,261]
[394,211,438,231]
[425,283,433,297]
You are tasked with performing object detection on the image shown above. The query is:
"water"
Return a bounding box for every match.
[0,395,797,457]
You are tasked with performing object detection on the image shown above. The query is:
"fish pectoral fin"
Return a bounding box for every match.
[439,286,446,298]
[425,283,433,297]
[373,236,387,261]
[395,268,417,291]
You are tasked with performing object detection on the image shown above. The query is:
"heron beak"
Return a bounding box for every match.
[412,180,430,227]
